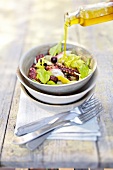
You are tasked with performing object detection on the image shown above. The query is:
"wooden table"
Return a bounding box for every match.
[0,0,113,168]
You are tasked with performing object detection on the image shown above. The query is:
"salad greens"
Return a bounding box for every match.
[28,42,92,85]
[49,41,62,56]
[36,68,52,84]
[58,53,91,79]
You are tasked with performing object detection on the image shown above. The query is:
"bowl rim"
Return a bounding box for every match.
[19,42,97,88]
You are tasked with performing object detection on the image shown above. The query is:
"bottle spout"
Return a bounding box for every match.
[64,9,80,26]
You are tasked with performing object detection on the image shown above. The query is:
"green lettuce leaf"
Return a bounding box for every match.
[36,68,52,84]
[49,42,62,56]
[79,64,89,79]
[71,59,85,68]
[59,54,81,68]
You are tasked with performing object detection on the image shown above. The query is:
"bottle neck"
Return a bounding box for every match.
[65,10,80,26]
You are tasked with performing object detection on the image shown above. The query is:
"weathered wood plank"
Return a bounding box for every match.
[0,0,32,161]
[0,39,22,154]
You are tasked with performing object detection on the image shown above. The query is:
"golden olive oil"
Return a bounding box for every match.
[64,2,113,54]
[63,24,68,57]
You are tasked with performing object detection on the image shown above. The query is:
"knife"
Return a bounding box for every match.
[15,110,74,136]
[25,112,77,150]
[26,131,52,150]
[15,97,93,136]
[13,120,70,145]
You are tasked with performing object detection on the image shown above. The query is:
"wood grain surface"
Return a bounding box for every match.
[0,0,113,168]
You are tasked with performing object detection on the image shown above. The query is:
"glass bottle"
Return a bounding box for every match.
[65,2,113,27]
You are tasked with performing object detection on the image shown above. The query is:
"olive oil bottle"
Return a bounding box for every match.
[65,2,113,27]
[64,2,113,55]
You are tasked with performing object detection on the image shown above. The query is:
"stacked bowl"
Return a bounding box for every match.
[18,43,97,113]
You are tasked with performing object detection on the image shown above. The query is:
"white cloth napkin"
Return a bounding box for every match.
[15,90,101,141]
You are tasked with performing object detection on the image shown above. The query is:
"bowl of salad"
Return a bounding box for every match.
[19,42,97,95]
[17,68,97,105]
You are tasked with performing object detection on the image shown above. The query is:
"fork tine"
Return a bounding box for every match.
[82,100,101,111]
[78,105,103,123]
[82,99,100,108]
[79,107,103,123]
[80,107,102,121]
[72,106,102,125]
[80,104,100,115]
[83,94,94,103]
[81,99,101,113]
[70,97,99,114]
[82,97,99,108]
[80,103,102,118]
[82,95,94,104]
[84,97,99,105]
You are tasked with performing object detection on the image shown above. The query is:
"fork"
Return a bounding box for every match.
[26,100,102,150]
[13,98,102,145]
[16,95,98,136]
[69,102,102,125]
[71,96,100,114]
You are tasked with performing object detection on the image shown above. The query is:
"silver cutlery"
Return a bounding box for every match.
[16,111,70,136]
[26,131,52,150]
[26,101,102,150]
[13,98,102,145]
[26,97,102,150]
[16,95,97,136]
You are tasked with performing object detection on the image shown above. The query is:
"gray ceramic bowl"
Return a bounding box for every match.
[17,68,97,105]
[21,84,95,114]
[19,43,97,95]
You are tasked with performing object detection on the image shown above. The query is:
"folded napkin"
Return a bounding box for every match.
[15,89,101,141]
